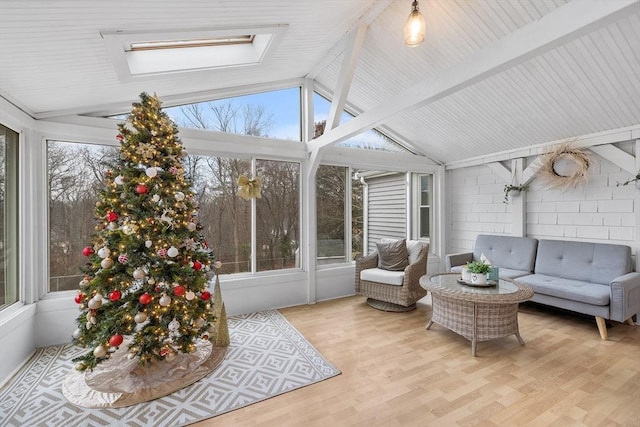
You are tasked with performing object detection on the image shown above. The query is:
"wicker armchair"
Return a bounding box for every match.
[355,242,429,312]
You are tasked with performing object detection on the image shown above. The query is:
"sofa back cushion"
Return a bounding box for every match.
[534,239,632,284]
[473,234,538,272]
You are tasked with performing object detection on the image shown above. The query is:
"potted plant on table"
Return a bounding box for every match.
[466,261,492,285]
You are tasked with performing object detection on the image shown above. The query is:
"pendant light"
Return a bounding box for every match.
[404,0,426,47]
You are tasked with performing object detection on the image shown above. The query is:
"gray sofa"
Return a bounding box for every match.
[445,235,640,339]
[446,234,538,279]
[516,239,640,340]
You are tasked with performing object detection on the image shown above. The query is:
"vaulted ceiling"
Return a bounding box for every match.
[1,0,638,164]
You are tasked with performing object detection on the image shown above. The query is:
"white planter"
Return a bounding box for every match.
[461,266,472,282]
[470,273,487,285]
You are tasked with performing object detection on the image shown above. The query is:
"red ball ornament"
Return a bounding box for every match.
[173,285,186,297]
[82,246,94,257]
[193,261,202,271]
[74,293,84,304]
[160,348,169,357]
[201,291,211,301]
[136,184,148,194]
[116,134,124,142]
[139,293,152,305]
[109,334,124,347]
[157,248,168,258]
[106,211,119,222]
[109,290,121,302]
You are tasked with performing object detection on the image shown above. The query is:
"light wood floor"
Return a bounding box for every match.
[193,295,640,427]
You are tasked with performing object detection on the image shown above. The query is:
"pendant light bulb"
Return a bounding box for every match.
[404,0,426,47]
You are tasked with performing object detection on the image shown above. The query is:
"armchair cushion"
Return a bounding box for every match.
[376,239,409,271]
[360,268,405,286]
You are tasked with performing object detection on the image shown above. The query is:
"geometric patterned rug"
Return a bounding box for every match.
[0,310,340,427]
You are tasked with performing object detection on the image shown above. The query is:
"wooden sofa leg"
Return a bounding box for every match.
[595,317,608,340]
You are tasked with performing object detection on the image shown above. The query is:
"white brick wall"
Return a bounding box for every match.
[446,148,638,264]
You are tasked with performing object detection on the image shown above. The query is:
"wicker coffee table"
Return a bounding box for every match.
[420,273,533,356]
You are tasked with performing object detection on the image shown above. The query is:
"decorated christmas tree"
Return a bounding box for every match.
[71,92,223,372]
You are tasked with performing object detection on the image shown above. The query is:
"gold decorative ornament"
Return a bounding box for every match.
[237,175,262,200]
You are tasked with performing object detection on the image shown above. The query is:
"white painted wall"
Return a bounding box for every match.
[446,141,638,267]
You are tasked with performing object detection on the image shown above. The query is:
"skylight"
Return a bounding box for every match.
[101,26,287,81]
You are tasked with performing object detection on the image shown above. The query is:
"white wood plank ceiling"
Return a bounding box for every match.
[0,0,638,165]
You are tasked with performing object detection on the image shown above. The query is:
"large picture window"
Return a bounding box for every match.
[0,124,18,309]
[48,140,300,291]
[164,87,302,141]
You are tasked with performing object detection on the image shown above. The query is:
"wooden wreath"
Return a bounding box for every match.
[537,142,592,190]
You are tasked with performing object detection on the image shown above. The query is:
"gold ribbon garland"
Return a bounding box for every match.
[237,175,262,200]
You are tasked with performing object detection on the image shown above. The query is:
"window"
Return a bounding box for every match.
[313,92,411,153]
[316,165,347,264]
[48,141,116,292]
[164,87,301,141]
[0,124,18,309]
[316,165,363,264]
[417,174,432,240]
[101,26,286,78]
[48,141,301,287]
[256,160,300,272]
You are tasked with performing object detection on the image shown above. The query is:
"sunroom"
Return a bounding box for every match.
[0,0,639,421]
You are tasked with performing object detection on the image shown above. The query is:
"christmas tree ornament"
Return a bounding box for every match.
[192,261,202,271]
[136,184,148,194]
[79,277,90,288]
[159,294,172,306]
[168,320,180,331]
[159,348,170,357]
[134,312,148,323]
[85,322,93,330]
[157,248,168,258]
[87,297,102,310]
[72,328,82,339]
[201,291,211,301]
[185,291,195,301]
[145,167,158,178]
[97,247,111,259]
[152,194,160,203]
[117,254,129,264]
[194,318,205,328]
[169,166,179,175]
[121,224,135,235]
[116,134,124,142]
[109,334,124,347]
[106,211,119,222]
[101,258,114,269]
[133,268,146,280]
[173,285,185,297]
[145,240,153,248]
[114,175,125,185]
[82,246,94,257]
[175,191,185,201]
[139,293,152,305]
[214,261,223,269]
[74,293,84,304]
[108,290,122,302]
[148,278,156,285]
[187,222,197,232]
[108,222,117,230]
[167,246,179,258]
[93,345,108,358]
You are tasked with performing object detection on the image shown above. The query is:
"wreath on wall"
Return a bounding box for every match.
[537,142,592,190]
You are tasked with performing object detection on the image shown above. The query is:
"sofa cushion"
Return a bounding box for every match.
[534,240,632,285]
[376,239,409,271]
[517,274,610,306]
[473,234,538,272]
[360,268,405,286]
